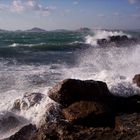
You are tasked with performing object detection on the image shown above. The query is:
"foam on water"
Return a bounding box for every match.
[9,42,46,47]
[0,61,65,139]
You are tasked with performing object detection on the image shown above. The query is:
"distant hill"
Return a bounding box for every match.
[25,27,47,32]
[0,29,9,32]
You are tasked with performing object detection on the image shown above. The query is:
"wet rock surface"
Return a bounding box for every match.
[48,79,111,107]
[12,92,45,111]
[133,74,140,88]
[7,124,36,140]
[9,78,140,140]
[97,35,138,47]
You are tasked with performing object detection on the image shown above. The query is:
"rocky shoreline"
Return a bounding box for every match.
[5,75,140,140]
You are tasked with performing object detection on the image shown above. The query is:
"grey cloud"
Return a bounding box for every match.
[128,0,140,4]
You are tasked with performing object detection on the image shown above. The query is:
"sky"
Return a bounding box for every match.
[0,0,140,30]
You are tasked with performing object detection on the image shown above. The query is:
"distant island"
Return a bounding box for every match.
[0,27,91,33]
[0,27,139,33]
[25,27,47,33]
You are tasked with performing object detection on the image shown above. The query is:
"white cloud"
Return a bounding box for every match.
[128,0,140,4]
[0,0,56,16]
[10,0,25,13]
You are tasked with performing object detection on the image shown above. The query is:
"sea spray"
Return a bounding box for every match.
[63,44,140,96]
[85,30,132,46]
[0,30,140,138]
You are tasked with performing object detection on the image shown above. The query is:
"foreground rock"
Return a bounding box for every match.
[48,79,140,127]
[9,78,140,140]
[33,114,140,140]
[48,79,111,107]
[62,101,114,127]
[7,124,36,140]
[133,74,140,88]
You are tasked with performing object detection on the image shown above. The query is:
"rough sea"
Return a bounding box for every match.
[0,29,140,139]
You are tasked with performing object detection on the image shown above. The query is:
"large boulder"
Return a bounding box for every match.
[48,79,111,107]
[107,95,140,113]
[133,74,140,88]
[62,101,114,127]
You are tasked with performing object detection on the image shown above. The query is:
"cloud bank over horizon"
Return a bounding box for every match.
[0,0,139,30]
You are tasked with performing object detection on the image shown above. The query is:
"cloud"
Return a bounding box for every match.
[128,0,140,4]
[73,1,79,5]
[98,14,106,18]
[0,4,9,11]
[0,0,56,15]
[132,14,140,19]
[10,0,25,12]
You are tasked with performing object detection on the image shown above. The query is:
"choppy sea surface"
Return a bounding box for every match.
[0,29,140,139]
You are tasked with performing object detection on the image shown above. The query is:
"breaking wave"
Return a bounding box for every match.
[85,30,132,46]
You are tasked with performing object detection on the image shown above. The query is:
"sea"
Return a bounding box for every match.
[0,29,140,139]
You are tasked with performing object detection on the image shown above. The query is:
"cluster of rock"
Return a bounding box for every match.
[97,35,138,47]
[6,75,140,140]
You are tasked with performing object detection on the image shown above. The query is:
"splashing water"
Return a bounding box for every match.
[85,30,132,46]
[0,30,140,139]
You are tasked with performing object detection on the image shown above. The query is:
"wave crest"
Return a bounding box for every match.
[85,30,131,46]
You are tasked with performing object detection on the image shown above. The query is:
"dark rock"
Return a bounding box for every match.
[0,111,28,136]
[97,35,138,47]
[133,74,140,87]
[62,101,114,127]
[12,92,45,111]
[107,95,140,113]
[115,113,140,131]
[62,101,108,121]
[23,92,44,107]
[8,124,36,140]
[48,79,111,107]
[33,116,140,140]
[32,120,77,140]
[8,78,140,140]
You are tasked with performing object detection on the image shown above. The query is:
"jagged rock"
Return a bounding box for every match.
[62,101,114,127]
[115,113,140,131]
[8,124,36,140]
[32,120,77,140]
[0,112,28,134]
[48,79,111,107]
[133,74,140,88]
[12,92,45,111]
[8,78,140,140]
[23,92,44,107]
[33,118,140,140]
[97,35,138,47]
[107,95,140,113]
